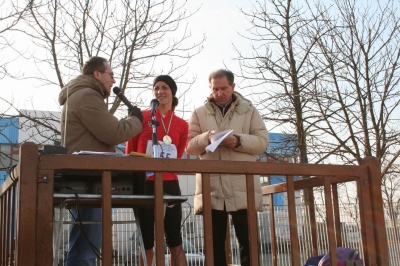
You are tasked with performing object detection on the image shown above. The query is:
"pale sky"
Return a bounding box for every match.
[1,0,257,121]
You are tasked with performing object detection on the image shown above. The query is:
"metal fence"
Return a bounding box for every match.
[54,202,400,266]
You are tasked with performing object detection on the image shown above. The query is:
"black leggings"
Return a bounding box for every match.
[137,180,183,250]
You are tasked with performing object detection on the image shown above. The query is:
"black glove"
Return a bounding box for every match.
[128,106,143,122]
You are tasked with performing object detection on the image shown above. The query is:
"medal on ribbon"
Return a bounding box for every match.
[161,114,173,145]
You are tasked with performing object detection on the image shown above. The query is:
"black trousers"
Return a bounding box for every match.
[212,208,250,266]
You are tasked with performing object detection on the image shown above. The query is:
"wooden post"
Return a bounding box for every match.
[16,142,38,266]
[358,160,377,265]
[154,171,165,265]
[201,173,213,266]
[246,174,260,266]
[324,177,337,266]
[362,157,389,266]
[269,195,277,266]
[287,175,300,265]
[36,169,54,265]
[308,189,318,256]
[101,171,112,265]
[332,184,342,247]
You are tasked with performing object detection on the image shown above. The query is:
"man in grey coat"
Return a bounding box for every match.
[186,69,269,266]
[58,56,143,266]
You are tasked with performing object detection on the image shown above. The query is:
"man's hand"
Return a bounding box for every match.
[128,106,143,122]
[221,136,240,149]
[208,129,216,143]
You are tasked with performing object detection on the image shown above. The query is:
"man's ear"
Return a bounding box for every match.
[231,83,235,90]
[93,70,100,79]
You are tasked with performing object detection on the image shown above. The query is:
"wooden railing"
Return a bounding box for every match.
[0,142,388,266]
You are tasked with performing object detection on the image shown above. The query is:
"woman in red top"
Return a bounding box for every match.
[126,75,188,266]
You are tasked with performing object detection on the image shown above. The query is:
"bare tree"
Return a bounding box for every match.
[236,0,400,256]
[0,0,33,78]
[234,0,333,165]
[21,0,204,111]
[382,168,400,221]
[0,0,35,170]
[312,0,400,200]
[310,0,400,245]
[236,0,400,177]
[313,0,400,162]
[234,3,331,259]
[0,0,204,149]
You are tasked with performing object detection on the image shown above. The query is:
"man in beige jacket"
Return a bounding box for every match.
[186,69,269,266]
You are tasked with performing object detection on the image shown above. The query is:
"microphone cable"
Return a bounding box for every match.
[172,200,192,265]
[57,187,102,263]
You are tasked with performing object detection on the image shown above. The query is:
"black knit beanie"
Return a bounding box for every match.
[153,75,177,96]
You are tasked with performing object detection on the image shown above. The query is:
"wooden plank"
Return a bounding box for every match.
[154,171,165,266]
[39,155,365,177]
[36,170,54,265]
[0,165,19,195]
[5,190,11,266]
[245,174,260,266]
[1,187,17,266]
[269,194,277,266]
[286,175,300,266]
[10,187,16,266]
[101,171,112,266]
[362,157,388,265]
[262,175,358,195]
[16,142,38,266]
[332,184,342,247]
[1,191,5,265]
[357,164,376,265]
[201,173,213,266]
[262,182,288,194]
[324,177,337,266]
[308,189,318,256]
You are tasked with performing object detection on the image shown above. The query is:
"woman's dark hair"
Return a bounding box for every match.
[172,96,179,111]
[82,56,107,75]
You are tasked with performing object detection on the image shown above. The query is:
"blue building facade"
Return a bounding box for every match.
[0,117,19,185]
[260,132,298,206]
[0,117,19,143]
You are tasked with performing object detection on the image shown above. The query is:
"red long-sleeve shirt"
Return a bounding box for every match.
[125,109,188,181]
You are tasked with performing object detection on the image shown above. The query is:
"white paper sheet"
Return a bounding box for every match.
[205,129,233,153]
[73,151,128,156]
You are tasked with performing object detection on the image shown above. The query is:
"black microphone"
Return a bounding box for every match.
[113,87,135,110]
[150,99,159,116]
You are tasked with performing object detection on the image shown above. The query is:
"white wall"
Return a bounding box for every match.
[18,109,61,145]
[178,174,196,207]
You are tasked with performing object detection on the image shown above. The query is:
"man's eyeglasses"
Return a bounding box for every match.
[99,71,114,79]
